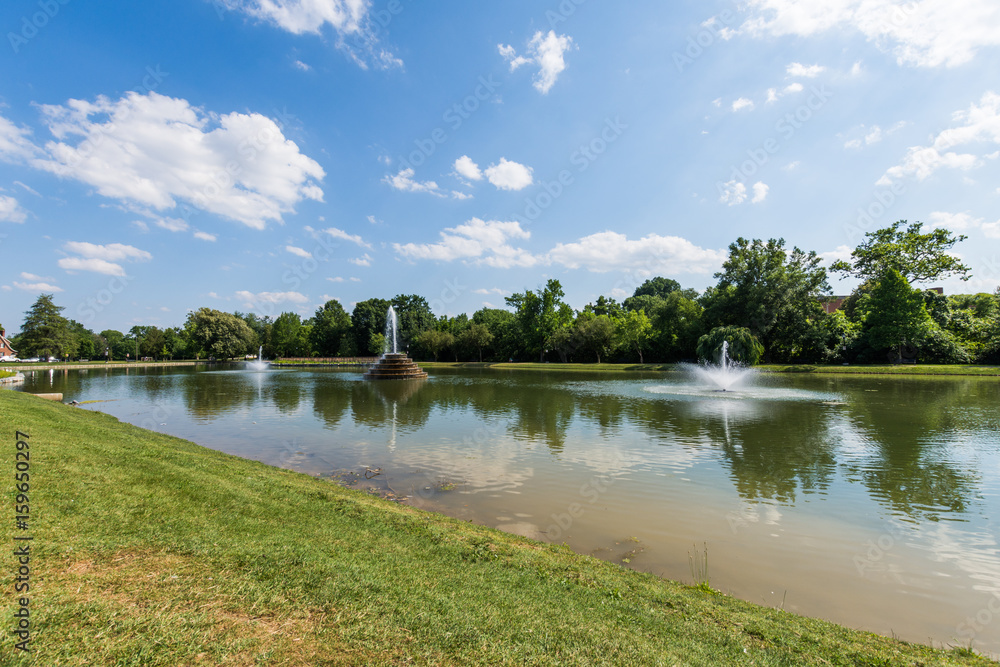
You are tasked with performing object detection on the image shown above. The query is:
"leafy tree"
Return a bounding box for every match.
[585,296,623,318]
[576,314,615,363]
[702,238,829,362]
[271,312,311,358]
[458,323,493,362]
[309,300,352,357]
[697,326,764,365]
[351,299,391,356]
[506,279,573,362]
[472,308,520,361]
[633,277,681,299]
[859,269,931,360]
[187,308,256,359]
[19,294,75,359]
[613,309,653,363]
[831,220,971,285]
[100,329,129,360]
[650,291,704,361]
[391,294,436,349]
[416,329,454,361]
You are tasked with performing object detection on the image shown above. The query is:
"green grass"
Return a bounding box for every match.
[757,364,1000,376]
[1,390,994,666]
[0,370,15,380]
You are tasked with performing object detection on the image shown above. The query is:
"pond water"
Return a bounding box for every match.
[14,365,1000,653]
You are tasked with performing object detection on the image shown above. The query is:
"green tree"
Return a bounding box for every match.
[633,277,681,299]
[576,314,615,363]
[472,308,520,361]
[416,329,454,361]
[702,238,829,362]
[613,309,653,363]
[859,269,932,360]
[351,299,391,356]
[187,308,256,360]
[505,279,573,362]
[309,300,352,357]
[19,294,75,359]
[271,312,311,358]
[458,323,493,362]
[832,220,971,285]
[697,326,764,365]
[391,294,436,350]
[100,329,128,360]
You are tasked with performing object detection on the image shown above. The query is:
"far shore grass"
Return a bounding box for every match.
[421,360,1000,377]
[1,390,994,665]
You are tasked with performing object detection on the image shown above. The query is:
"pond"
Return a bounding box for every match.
[14,364,1000,652]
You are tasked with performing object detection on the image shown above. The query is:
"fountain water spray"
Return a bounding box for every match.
[384,306,398,356]
[246,345,269,371]
[689,340,754,392]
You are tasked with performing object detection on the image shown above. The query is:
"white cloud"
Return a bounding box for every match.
[499,30,574,94]
[752,181,770,203]
[63,241,152,263]
[851,61,864,76]
[878,92,1000,184]
[450,190,474,200]
[484,158,534,191]
[153,217,189,232]
[738,0,1000,68]
[193,231,217,242]
[349,253,372,267]
[732,97,755,112]
[0,195,27,223]
[473,288,508,296]
[982,220,1000,238]
[286,245,312,258]
[221,0,368,36]
[57,257,128,277]
[323,226,371,248]
[366,214,381,225]
[20,272,53,282]
[786,62,825,78]
[719,180,748,206]
[819,245,854,268]
[766,88,779,104]
[929,210,1000,237]
[548,232,726,275]
[236,290,309,308]
[383,168,443,196]
[394,218,538,268]
[783,82,804,94]
[14,281,62,293]
[293,60,312,71]
[0,115,38,162]
[59,241,152,277]
[32,91,325,230]
[454,155,483,182]
[349,277,361,282]
[327,276,345,283]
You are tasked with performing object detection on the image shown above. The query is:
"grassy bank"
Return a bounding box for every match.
[1,391,992,666]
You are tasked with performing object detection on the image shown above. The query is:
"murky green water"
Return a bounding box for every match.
[13,365,1000,652]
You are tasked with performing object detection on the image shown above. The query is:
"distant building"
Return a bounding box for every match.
[822,287,944,314]
[0,328,17,359]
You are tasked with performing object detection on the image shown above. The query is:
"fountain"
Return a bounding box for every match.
[247,346,269,372]
[690,341,754,392]
[363,306,428,381]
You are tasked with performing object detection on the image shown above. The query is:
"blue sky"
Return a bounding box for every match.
[1,0,999,333]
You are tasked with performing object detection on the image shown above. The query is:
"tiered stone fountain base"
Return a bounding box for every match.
[363,353,428,380]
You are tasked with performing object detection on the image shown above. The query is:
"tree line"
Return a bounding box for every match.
[8,221,1000,365]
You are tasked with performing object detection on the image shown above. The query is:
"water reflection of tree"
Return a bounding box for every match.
[839,378,984,520]
[629,397,838,504]
[180,372,258,419]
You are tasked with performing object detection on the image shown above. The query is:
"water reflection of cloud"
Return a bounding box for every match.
[919,523,1000,595]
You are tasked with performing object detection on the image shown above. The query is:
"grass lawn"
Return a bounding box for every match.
[756,364,1000,376]
[1,390,993,665]
[0,370,15,380]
